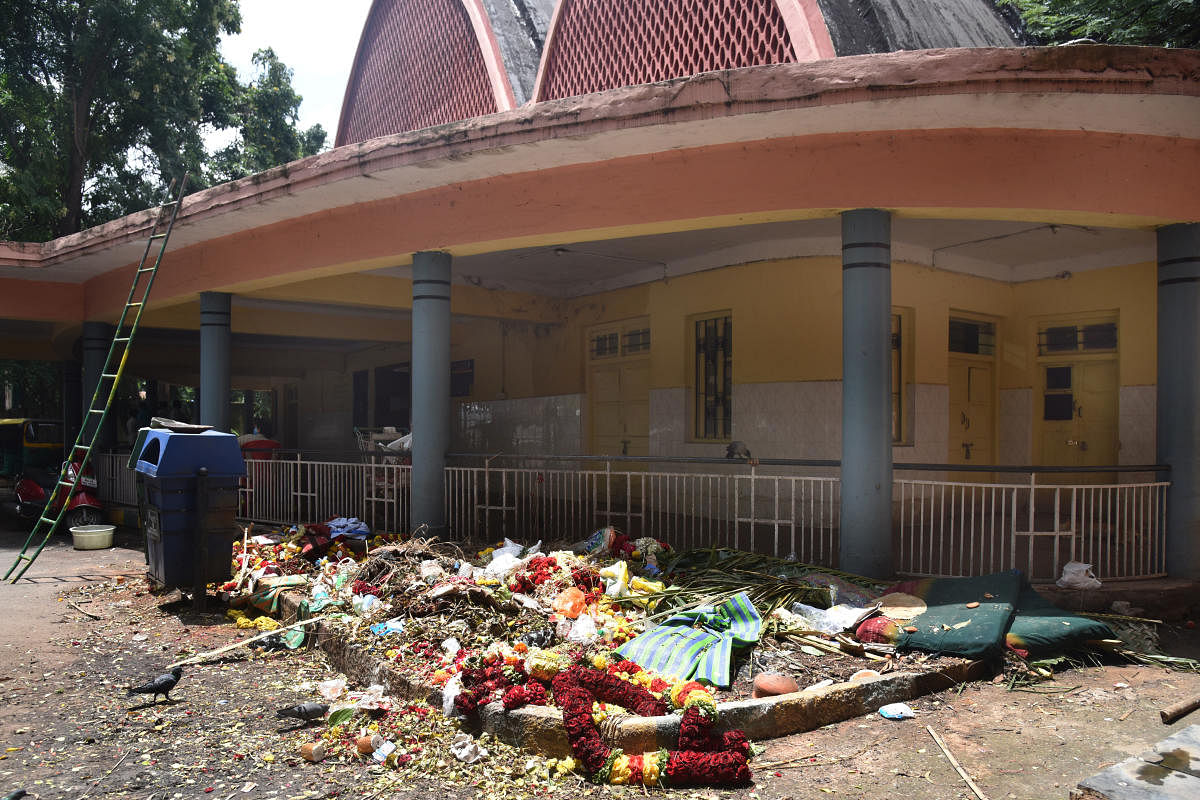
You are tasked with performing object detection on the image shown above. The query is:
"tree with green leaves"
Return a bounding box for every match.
[1000,0,1200,48]
[0,1,325,243]
[208,48,326,183]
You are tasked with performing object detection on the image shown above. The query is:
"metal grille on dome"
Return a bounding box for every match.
[337,0,498,146]
[537,0,797,102]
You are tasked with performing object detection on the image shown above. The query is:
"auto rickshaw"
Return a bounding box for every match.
[1,418,104,528]
[0,418,64,482]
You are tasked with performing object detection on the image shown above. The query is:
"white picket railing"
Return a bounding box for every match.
[95,451,1167,580]
[446,464,839,561]
[895,475,1168,581]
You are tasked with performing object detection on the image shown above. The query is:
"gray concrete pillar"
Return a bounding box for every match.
[1157,223,1200,580]
[81,322,115,449]
[200,292,232,431]
[839,209,894,578]
[411,251,452,537]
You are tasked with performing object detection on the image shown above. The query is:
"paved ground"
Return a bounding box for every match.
[2,515,1199,800]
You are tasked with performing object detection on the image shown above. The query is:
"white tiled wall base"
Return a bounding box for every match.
[454,394,583,454]
[652,382,949,463]
[999,388,1032,466]
[1119,385,1156,466]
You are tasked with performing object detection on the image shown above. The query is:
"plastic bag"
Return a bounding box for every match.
[567,613,599,644]
[442,674,463,717]
[369,618,406,636]
[493,538,522,559]
[484,552,523,578]
[551,587,586,619]
[789,602,867,634]
[878,702,916,720]
[351,594,383,616]
[1056,561,1102,590]
[317,677,347,701]
[598,560,630,598]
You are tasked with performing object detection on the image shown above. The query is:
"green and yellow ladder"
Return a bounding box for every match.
[5,176,188,582]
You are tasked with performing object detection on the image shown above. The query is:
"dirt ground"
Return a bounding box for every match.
[3,519,1200,800]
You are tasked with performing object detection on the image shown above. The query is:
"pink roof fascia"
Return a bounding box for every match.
[529,0,568,104]
[461,0,517,111]
[777,0,837,61]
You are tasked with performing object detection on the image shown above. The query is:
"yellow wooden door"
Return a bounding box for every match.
[590,360,649,457]
[1038,360,1118,468]
[949,357,994,466]
[1076,361,1119,468]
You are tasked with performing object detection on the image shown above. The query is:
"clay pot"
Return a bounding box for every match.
[752,672,800,698]
[299,742,325,762]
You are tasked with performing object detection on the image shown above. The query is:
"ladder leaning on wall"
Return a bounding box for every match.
[5,176,188,583]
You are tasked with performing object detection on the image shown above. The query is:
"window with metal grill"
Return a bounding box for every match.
[590,332,620,359]
[1037,322,1118,355]
[694,313,732,440]
[623,328,651,355]
[949,318,996,356]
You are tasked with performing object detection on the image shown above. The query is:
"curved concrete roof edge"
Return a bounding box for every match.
[2,45,1197,274]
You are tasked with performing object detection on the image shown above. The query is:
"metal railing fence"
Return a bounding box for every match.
[94,450,1168,580]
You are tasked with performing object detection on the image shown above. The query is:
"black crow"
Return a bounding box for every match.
[127,666,183,703]
[276,702,329,722]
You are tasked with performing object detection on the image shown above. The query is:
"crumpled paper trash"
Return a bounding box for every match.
[353,684,390,711]
[449,732,489,763]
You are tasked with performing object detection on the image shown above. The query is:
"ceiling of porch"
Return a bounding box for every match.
[369,217,1154,298]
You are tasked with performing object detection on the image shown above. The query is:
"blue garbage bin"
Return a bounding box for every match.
[132,429,245,588]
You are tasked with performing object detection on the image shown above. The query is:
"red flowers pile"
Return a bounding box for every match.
[508,556,560,594]
[351,579,381,597]
[507,556,605,602]
[454,661,527,717]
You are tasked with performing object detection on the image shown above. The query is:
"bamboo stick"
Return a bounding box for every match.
[926,726,989,800]
[167,614,333,668]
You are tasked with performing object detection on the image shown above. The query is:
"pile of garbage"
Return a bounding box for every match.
[205,521,1199,787]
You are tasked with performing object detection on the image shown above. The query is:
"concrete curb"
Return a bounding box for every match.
[279,593,989,756]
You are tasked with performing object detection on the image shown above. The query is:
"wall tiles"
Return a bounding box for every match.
[1119,385,1156,466]
[454,394,583,454]
[998,388,1032,465]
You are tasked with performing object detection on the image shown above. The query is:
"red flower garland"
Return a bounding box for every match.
[541,666,751,787]
[502,681,548,710]
[678,706,751,757]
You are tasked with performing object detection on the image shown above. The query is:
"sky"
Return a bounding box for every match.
[217,0,375,145]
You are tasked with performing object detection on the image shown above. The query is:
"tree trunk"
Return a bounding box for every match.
[57,86,90,237]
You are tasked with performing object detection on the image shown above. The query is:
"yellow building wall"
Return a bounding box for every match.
[441,256,1155,403]
[1008,261,1156,389]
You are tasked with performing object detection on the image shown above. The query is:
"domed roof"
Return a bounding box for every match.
[338,0,1020,145]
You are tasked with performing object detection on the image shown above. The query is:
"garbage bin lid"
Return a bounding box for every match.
[150,417,213,434]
